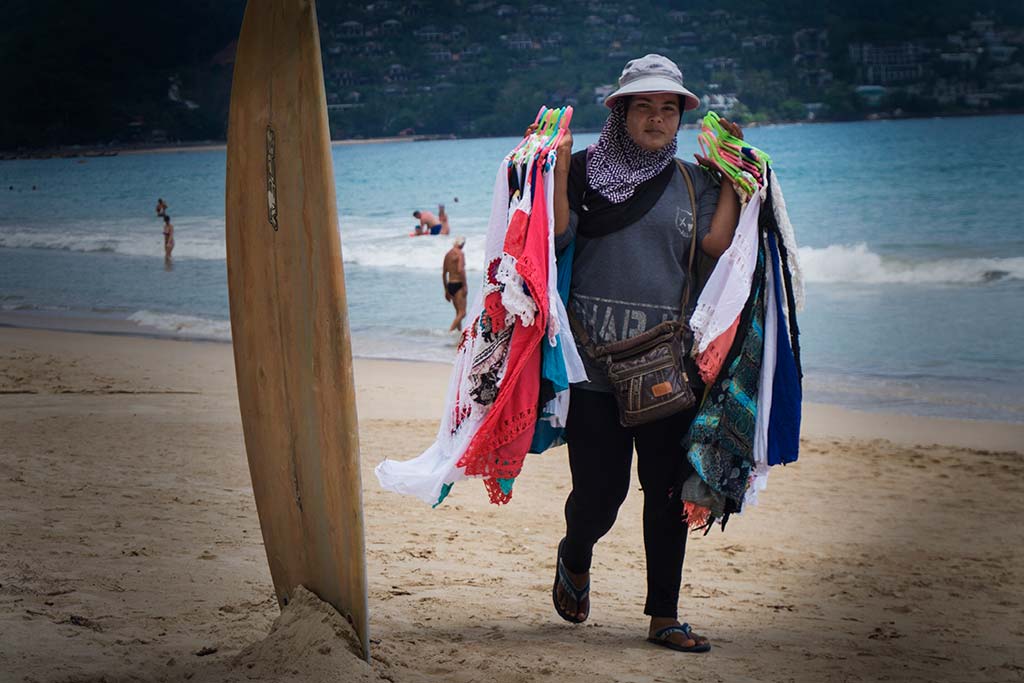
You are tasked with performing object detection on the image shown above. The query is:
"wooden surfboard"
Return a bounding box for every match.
[225,0,369,658]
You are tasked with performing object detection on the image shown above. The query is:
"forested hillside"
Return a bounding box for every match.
[3,0,1021,151]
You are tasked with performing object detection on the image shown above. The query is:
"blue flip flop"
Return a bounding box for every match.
[552,538,590,624]
[647,623,712,653]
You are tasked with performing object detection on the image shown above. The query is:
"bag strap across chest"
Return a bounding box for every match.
[569,158,700,354]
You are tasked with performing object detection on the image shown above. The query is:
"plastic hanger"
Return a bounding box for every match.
[697,110,771,199]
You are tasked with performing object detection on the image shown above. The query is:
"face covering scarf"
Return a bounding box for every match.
[588,100,678,203]
[565,101,679,240]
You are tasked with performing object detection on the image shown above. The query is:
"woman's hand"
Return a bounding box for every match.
[694,117,743,186]
[699,117,744,257]
[555,127,573,175]
[719,117,743,140]
[524,122,573,175]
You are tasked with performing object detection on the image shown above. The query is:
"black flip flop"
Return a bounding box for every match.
[552,538,590,624]
[647,623,712,653]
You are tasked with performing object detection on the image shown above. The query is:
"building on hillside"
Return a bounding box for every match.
[386,64,410,81]
[991,62,1024,90]
[414,25,443,41]
[931,78,973,105]
[704,56,738,76]
[623,29,644,43]
[964,91,1003,107]
[361,41,385,56]
[398,1,422,17]
[854,84,887,106]
[741,34,779,50]
[701,92,740,115]
[665,31,700,52]
[940,51,979,70]
[543,32,564,47]
[849,42,928,84]
[339,21,363,37]
[504,33,534,50]
[805,102,825,120]
[946,32,967,49]
[426,44,452,61]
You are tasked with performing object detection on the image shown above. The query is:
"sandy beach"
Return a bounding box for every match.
[1,325,1022,682]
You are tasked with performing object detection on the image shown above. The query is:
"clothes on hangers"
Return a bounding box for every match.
[375,108,582,506]
[678,165,804,531]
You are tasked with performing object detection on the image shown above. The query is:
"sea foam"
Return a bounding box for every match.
[799,243,1024,285]
[128,310,231,340]
[0,228,227,261]
[6,223,1023,287]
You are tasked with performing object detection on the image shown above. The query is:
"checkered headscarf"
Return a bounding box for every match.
[586,100,678,204]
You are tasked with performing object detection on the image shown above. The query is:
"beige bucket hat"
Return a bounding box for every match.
[604,53,700,111]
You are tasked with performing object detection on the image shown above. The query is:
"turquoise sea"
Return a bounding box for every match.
[1,115,1023,422]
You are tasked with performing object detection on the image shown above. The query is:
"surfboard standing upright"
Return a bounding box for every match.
[225,0,369,659]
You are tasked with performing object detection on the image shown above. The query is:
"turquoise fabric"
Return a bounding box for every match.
[530,240,576,454]
[684,244,766,507]
[433,482,454,508]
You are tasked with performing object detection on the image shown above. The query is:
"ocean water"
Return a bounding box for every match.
[1,115,1023,422]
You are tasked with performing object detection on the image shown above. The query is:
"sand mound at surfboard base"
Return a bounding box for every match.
[193,586,387,683]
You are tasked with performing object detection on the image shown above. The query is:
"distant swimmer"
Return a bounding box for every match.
[413,204,450,236]
[442,236,467,332]
[163,214,175,261]
[156,197,168,217]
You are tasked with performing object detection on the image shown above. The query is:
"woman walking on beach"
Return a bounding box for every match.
[546,54,744,653]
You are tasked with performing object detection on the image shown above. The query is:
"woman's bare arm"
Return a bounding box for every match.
[701,180,740,258]
[696,117,744,258]
[524,123,573,236]
[553,129,573,237]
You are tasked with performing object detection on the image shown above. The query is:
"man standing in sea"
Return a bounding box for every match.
[442,236,467,332]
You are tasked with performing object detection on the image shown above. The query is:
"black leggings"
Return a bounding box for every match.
[562,387,698,619]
